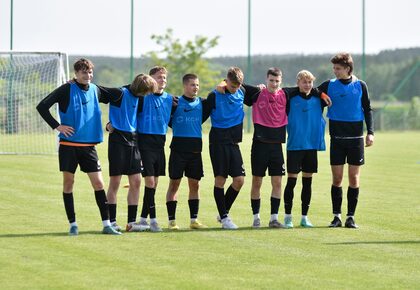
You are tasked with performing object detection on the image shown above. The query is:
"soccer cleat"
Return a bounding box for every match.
[345,217,359,229]
[69,225,79,236]
[252,218,261,228]
[168,220,180,230]
[329,216,342,228]
[137,220,150,231]
[126,222,146,232]
[150,221,163,232]
[221,217,238,230]
[190,220,208,229]
[102,225,122,235]
[300,217,314,228]
[111,222,122,232]
[284,216,294,229]
[123,183,129,188]
[268,219,286,229]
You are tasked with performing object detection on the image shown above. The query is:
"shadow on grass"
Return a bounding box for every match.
[0,231,103,238]
[326,240,420,245]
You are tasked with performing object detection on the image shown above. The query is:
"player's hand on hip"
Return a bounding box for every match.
[56,125,74,137]
[106,122,115,133]
[365,134,374,147]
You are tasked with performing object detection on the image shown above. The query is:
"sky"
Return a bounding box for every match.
[0,0,419,58]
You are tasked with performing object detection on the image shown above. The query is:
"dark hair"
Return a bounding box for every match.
[182,73,198,84]
[331,52,354,74]
[267,67,282,78]
[227,67,244,85]
[149,66,167,76]
[73,58,94,72]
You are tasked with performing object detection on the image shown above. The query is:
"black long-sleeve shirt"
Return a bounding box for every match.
[169,95,212,152]
[206,85,259,144]
[318,77,374,137]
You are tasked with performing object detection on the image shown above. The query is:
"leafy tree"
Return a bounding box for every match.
[144,29,221,96]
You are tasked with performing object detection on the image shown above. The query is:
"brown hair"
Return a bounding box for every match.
[73,58,94,72]
[182,73,198,84]
[331,52,354,74]
[149,66,167,76]
[227,67,244,85]
[267,67,282,78]
[130,74,157,96]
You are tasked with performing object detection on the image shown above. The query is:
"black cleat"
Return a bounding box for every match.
[328,216,342,227]
[345,217,359,229]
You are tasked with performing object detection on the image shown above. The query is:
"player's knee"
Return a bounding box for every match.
[233,176,244,189]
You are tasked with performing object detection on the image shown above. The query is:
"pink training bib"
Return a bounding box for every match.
[252,88,287,128]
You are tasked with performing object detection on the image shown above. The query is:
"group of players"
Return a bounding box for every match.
[36,52,374,236]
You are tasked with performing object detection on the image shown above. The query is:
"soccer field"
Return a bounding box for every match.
[0,131,419,289]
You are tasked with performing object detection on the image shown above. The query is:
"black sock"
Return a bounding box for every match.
[251,198,261,215]
[188,199,199,219]
[140,189,149,219]
[145,187,156,219]
[270,197,280,215]
[166,200,177,221]
[301,177,312,216]
[331,185,343,215]
[225,185,239,214]
[284,177,297,215]
[94,189,109,221]
[214,187,228,220]
[127,205,137,223]
[63,192,76,223]
[347,187,359,216]
[108,203,117,223]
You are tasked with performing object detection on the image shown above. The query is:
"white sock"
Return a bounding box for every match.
[140,217,147,223]
[70,222,78,227]
[285,214,292,219]
[191,218,197,223]
[334,213,341,219]
[150,218,157,224]
[253,213,260,220]
[102,220,111,227]
[301,215,307,220]
[270,214,278,222]
[347,215,354,219]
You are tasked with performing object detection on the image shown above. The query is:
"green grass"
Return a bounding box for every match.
[0,131,419,289]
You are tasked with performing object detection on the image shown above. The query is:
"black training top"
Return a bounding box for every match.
[318,78,374,137]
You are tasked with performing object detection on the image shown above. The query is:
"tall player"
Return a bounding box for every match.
[318,52,374,229]
[207,67,256,230]
[36,58,120,236]
[137,66,176,232]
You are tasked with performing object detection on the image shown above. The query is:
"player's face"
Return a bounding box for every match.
[297,78,313,95]
[226,79,241,94]
[266,74,281,93]
[151,71,167,92]
[184,78,199,98]
[333,64,351,79]
[75,69,93,85]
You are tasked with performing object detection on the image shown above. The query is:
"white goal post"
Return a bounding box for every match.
[0,51,69,154]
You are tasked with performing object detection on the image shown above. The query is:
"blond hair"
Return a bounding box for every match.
[296,70,316,82]
[130,74,157,96]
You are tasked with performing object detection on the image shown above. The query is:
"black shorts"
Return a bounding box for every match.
[140,148,166,177]
[59,145,101,174]
[287,150,318,174]
[169,150,203,180]
[330,138,365,166]
[209,143,245,178]
[251,141,285,177]
[108,141,143,176]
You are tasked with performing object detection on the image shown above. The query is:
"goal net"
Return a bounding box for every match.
[0,52,68,154]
